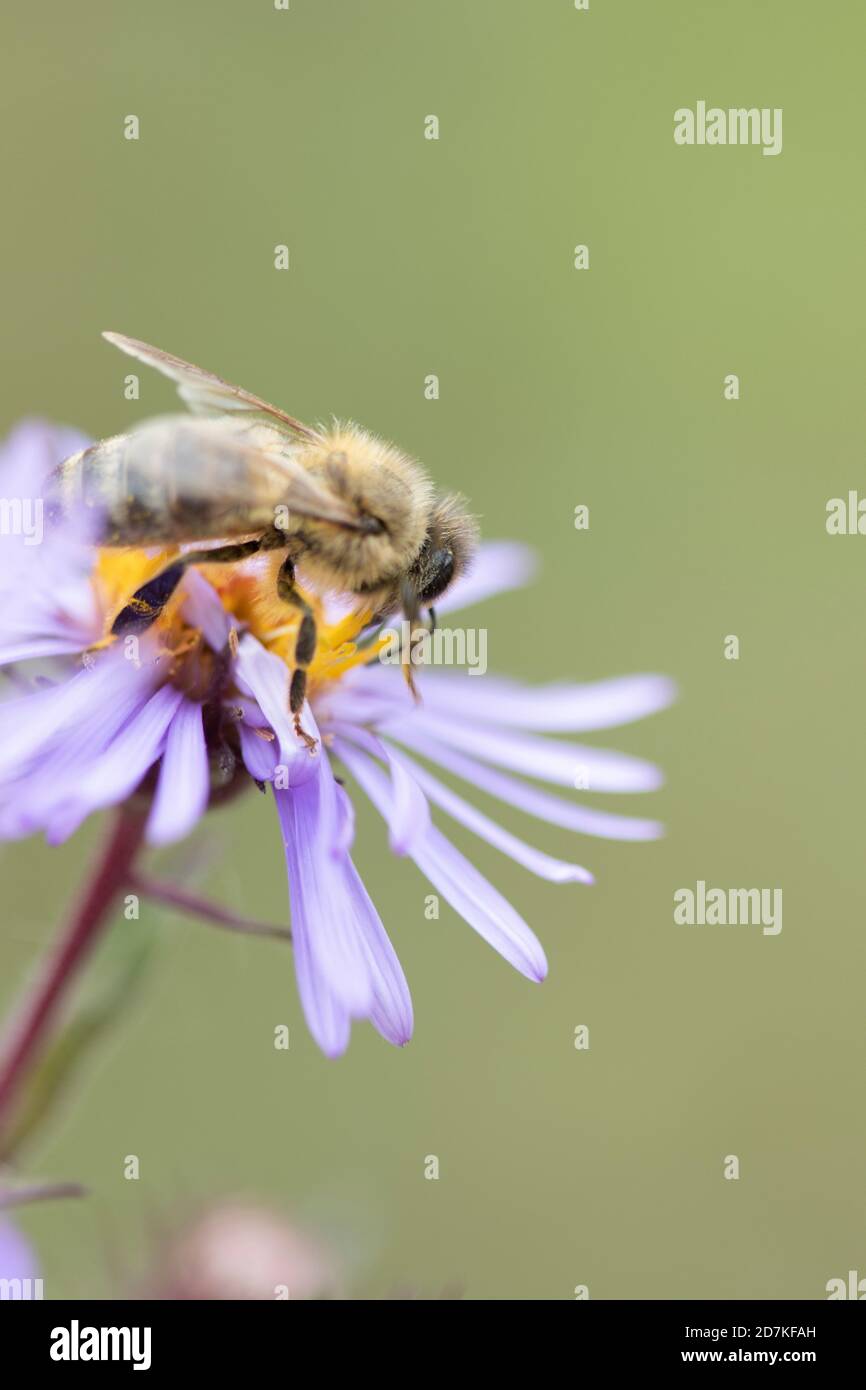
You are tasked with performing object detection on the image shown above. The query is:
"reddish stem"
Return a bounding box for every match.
[0,805,146,1143]
[0,1181,87,1211]
[129,873,291,943]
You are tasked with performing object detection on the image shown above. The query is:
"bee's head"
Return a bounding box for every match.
[404,493,479,613]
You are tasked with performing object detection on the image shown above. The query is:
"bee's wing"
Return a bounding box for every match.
[102,332,320,445]
[59,416,368,532]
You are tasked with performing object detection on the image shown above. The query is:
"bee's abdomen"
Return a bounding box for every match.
[53,435,179,543]
[51,418,283,546]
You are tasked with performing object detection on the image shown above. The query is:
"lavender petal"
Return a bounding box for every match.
[235,634,318,785]
[381,725,665,841]
[334,739,547,982]
[329,722,429,855]
[146,699,210,846]
[237,721,280,782]
[274,767,374,1015]
[0,1218,39,1282]
[382,741,594,884]
[381,709,663,793]
[291,905,353,1058]
[179,568,232,652]
[343,857,413,1046]
[433,540,537,616]
[398,670,677,732]
[44,683,184,842]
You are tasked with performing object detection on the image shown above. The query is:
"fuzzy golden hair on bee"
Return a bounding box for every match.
[293,420,435,597]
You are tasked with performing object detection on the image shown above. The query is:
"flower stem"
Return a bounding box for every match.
[0,1180,87,1211]
[129,874,292,943]
[0,805,147,1145]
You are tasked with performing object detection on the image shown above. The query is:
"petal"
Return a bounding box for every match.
[234,634,318,784]
[380,724,665,841]
[310,725,356,861]
[346,860,413,1046]
[334,739,547,982]
[329,722,429,855]
[398,670,677,732]
[318,667,414,730]
[146,699,209,845]
[434,540,537,616]
[0,653,163,842]
[274,756,410,1053]
[0,635,93,664]
[290,904,352,1058]
[417,827,548,981]
[232,698,271,728]
[333,783,356,857]
[237,721,280,781]
[380,709,663,793]
[45,683,184,842]
[179,568,232,652]
[380,740,594,884]
[0,421,101,657]
[274,763,374,1015]
[0,646,154,783]
[0,419,88,489]
[0,1219,39,1282]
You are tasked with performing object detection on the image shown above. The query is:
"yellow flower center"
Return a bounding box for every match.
[91,547,386,697]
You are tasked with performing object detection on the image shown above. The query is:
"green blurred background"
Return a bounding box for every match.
[1,0,864,1299]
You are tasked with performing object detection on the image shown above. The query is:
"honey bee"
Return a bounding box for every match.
[52,333,478,747]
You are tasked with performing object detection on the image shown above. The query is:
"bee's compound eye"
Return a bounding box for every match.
[418,548,454,602]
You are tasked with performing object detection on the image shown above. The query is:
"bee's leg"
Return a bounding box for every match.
[398,579,423,703]
[110,561,188,636]
[111,539,266,636]
[276,555,318,752]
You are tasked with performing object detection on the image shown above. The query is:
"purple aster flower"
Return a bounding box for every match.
[0,421,675,1058]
